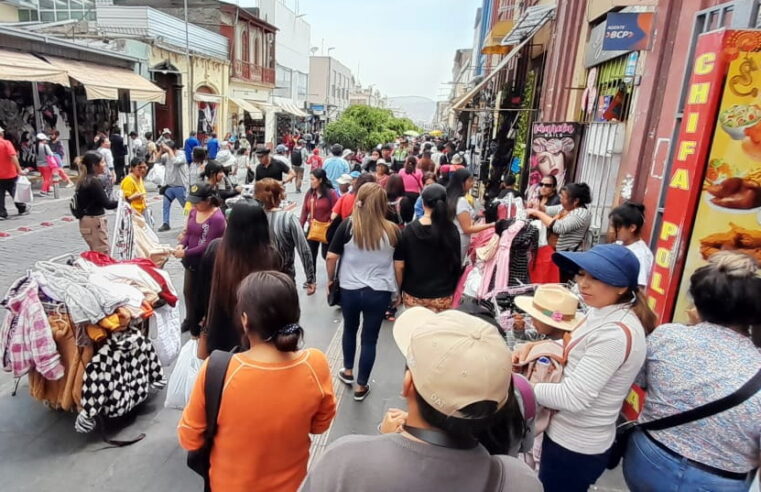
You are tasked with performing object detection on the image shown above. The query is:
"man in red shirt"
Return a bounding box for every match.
[0,126,28,219]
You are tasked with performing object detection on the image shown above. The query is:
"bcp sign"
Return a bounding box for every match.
[604,12,654,51]
[647,30,730,321]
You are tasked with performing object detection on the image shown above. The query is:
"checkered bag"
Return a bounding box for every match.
[75,327,166,433]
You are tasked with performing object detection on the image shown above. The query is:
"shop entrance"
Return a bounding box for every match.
[152,63,181,138]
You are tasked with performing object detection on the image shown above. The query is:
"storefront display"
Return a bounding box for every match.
[526,122,583,200]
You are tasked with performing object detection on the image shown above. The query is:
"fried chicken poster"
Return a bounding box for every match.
[674,43,761,321]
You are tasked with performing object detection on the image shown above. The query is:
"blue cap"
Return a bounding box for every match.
[552,244,640,289]
[275,144,287,153]
[350,171,361,179]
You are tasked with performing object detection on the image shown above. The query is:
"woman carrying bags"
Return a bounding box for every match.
[517,244,656,492]
[300,168,338,275]
[121,157,148,216]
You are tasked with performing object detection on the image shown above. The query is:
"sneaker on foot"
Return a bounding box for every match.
[65,183,75,189]
[0,213,8,220]
[337,369,354,386]
[158,223,170,232]
[38,191,49,197]
[353,385,371,401]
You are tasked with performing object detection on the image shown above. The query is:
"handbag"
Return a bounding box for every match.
[607,365,761,470]
[306,194,330,243]
[187,350,234,491]
[327,219,351,307]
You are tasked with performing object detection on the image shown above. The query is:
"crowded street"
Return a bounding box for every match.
[1,1,761,491]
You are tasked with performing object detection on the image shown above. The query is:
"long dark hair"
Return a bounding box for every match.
[77,151,104,188]
[237,271,303,352]
[385,174,405,201]
[310,168,332,197]
[609,201,646,234]
[403,156,417,174]
[422,183,461,266]
[206,201,281,351]
[446,168,472,220]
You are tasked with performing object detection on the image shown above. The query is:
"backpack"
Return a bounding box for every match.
[290,148,304,167]
[70,189,85,219]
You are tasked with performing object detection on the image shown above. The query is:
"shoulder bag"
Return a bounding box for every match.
[607,364,761,470]
[307,194,330,243]
[327,220,351,307]
[187,350,234,491]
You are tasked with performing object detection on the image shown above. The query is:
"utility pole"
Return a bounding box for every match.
[184,0,193,138]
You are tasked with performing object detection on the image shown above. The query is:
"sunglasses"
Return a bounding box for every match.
[540,183,555,188]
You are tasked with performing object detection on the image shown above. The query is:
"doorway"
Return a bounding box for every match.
[152,63,182,138]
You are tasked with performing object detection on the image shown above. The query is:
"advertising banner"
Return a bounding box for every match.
[604,12,655,51]
[672,31,761,321]
[526,122,583,201]
[646,30,731,321]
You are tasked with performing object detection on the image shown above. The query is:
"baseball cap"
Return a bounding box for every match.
[36,132,48,141]
[275,144,287,154]
[349,171,361,179]
[336,174,353,185]
[553,243,640,289]
[393,307,512,418]
[187,183,214,204]
[381,143,392,151]
[254,146,270,156]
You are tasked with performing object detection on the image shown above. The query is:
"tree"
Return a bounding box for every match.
[323,105,423,151]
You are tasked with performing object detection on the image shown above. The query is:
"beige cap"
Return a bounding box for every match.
[393,307,512,418]
[514,285,584,332]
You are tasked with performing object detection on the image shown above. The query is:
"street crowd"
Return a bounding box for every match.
[1,123,759,492]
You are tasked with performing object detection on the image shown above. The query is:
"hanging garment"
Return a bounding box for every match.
[0,276,64,380]
[34,261,130,325]
[505,222,538,286]
[131,213,173,267]
[111,198,135,261]
[530,246,560,284]
[75,328,166,433]
[151,304,181,366]
[479,220,526,299]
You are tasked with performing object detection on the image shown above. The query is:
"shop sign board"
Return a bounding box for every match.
[526,122,584,201]
[647,30,731,321]
[672,31,761,322]
[585,21,631,68]
[604,12,655,52]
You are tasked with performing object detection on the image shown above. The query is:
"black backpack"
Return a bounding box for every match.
[290,148,303,167]
[70,189,85,219]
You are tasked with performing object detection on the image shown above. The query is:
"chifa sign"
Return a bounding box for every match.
[647,30,731,321]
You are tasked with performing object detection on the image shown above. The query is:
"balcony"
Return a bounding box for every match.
[233,60,275,86]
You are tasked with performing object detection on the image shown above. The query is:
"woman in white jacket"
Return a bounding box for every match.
[529,244,656,492]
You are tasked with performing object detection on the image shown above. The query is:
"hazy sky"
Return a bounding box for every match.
[297,0,482,100]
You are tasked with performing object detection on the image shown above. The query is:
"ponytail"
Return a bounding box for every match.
[625,289,657,335]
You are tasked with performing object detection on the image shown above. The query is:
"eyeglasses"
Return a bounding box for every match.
[540,183,555,188]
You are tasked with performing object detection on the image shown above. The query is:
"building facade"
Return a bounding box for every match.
[308,55,354,127]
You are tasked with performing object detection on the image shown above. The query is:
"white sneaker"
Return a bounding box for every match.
[65,183,75,189]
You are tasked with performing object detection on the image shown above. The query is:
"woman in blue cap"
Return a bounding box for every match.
[523,243,657,492]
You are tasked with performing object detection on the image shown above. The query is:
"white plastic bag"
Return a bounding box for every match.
[164,338,203,409]
[146,163,165,187]
[151,304,181,366]
[14,176,33,204]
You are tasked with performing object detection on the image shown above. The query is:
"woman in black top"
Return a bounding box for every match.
[394,183,461,312]
[74,151,118,253]
[204,160,240,212]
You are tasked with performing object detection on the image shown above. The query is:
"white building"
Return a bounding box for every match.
[308,55,353,127]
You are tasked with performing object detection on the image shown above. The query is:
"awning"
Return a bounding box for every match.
[0,49,70,87]
[452,5,555,111]
[48,57,164,103]
[273,97,307,117]
[229,97,263,118]
[481,20,515,55]
[193,93,223,104]
[251,101,277,113]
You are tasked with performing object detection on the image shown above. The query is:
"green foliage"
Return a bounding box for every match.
[324,118,367,151]
[323,105,423,151]
[512,71,536,172]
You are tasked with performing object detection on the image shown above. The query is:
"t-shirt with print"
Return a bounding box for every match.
[255,160,290,181]
[0,138,18,179]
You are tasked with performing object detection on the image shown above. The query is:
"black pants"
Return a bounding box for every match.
[114,156,126,183]
[307,239,328,277]
[0,178,26,217]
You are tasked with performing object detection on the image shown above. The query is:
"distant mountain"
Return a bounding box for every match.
[387,96,437,126]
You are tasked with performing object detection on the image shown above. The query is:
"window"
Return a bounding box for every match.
[581,53,637,123]
[28,0,94,22]
[275,64,292,98]
[296,72,308,100]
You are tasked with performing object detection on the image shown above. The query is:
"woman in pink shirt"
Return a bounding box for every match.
[398,156,423,202]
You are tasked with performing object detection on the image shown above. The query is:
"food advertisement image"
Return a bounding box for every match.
[674,45,761,321]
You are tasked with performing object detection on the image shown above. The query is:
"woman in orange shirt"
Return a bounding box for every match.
[178,271,337,492]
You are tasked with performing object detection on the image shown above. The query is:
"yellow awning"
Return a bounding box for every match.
[0,49,70,87]
[229,97,264,119]
[481,20,515,55]
[49,57,165,103]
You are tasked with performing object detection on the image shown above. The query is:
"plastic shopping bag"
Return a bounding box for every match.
[151,304,181,366]
[13,176,33,204]
[164,338,203,410]
[146,163,165,187]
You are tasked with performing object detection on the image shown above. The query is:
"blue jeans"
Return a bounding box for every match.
[340,287,392,386]
[163,186,186,226]
[623,430,755,492]
[539,435,612,492]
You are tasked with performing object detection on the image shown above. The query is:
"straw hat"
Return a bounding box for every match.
[514,285,584,331]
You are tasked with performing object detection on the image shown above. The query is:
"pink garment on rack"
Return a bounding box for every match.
[478,220,525,299]
[451,264,474,308]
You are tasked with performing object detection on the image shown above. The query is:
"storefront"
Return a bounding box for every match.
[0,32,163,165]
